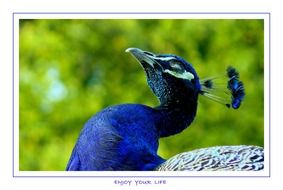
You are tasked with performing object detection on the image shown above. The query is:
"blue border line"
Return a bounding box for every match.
[14,175,269,178]
[268,13,271,177]
[13,12,270,14]
[12,12,15,177]
[13,12,271,178]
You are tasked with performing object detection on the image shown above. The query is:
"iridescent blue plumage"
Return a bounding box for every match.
[199,66,245,109]
[66,48,246,171]
[66,104,165,170]
[227,66,245,109]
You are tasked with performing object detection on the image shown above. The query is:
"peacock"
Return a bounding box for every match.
[66,47,263,171]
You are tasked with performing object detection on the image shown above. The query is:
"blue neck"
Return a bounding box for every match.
[155,97,198,137]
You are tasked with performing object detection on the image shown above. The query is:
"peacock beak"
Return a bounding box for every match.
[126,47,163,71]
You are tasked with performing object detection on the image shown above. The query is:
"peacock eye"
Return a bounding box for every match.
[169,60,183,72]
[144,51,154,56]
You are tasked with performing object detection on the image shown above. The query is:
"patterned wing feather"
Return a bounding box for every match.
[156,145,264,171]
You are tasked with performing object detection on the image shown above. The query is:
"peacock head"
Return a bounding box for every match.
[126,47,201,106]
[126,47,245,109]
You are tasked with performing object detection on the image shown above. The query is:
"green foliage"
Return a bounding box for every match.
[19,19,264,170]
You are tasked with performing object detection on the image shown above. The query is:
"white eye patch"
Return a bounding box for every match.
[164,69,195,81]
[153,56,176,62]
[170,62,183,71]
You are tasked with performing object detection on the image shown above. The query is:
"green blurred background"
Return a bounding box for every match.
[19,19,264,171]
